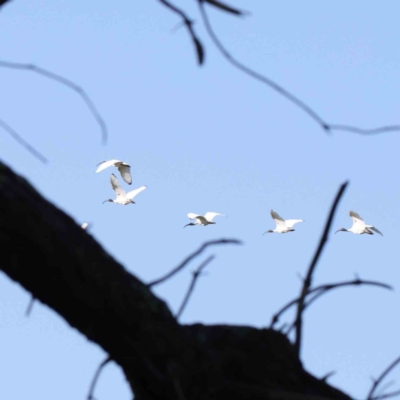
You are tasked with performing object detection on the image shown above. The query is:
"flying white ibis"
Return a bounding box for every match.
[81,222,89,230]
[96,159,132,185]
[184,212,225,228]
[103,174,146,205]
[264,210,304,234]
[335,211,383,236]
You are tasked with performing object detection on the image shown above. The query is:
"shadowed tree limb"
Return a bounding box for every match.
[197,1,400,136]
[147,239,241,287]
[175,255,215,319]
[0,160,352,400]
[0,60,107,144]
[0,119,47,163]
[294,181,349,356]
[159,0,205,64]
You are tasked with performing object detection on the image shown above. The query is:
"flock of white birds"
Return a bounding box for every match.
[79,159,383,237]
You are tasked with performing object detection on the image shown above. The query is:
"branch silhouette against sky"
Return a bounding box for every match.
[159,0,400,136]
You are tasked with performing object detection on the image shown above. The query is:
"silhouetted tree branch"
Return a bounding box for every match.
[87,357,111,400]
[159,0,204,64]
[367,355,400,400]
[147,239,241,287]
[0,60,107,144]
[175,255,215,319]
[270,278,392,329]
[294,181,349,356]
[157,1,400,136]
[0,118,47,163]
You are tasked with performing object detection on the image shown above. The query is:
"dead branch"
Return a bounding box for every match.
[87,357,112,400]
[270,278,392,328]
[147,239,241,287]
[0,118,47,163]
[159,0,204,64]
[367,355,400,400]
[0,60,107,143]
[294,181,349,355]
[175,255,215,319]
[197,1,400,136]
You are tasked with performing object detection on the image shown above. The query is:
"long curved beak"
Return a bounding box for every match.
[183,223,192,228]
[102,199,111,204]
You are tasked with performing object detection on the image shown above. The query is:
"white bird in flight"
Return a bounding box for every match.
[184,212,225,228]
[81,222,89,230]
[264,210,304,234]
[335,211,383,236]
[96,159,132,185]
[103,174,146,205]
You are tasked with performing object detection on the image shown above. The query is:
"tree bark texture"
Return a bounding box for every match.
[0,161,351,400]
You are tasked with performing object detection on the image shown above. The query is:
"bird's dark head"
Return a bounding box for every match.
[335,228,347,234]
[102,199,113,204]
[184,223,195,228]
[263,229,274,235]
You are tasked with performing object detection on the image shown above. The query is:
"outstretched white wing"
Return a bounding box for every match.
[126,185,147,200]
[349,210,366,229]
[285,219,304,228]
[118,164,132,185]
[95,159,123,173]
[270,210,286,227]
[204,212,225,222]
[187,213,200,220]
[110,174,126,197]
[367,225,383,236]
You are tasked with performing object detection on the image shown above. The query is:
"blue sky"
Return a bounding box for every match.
[1,1,400,398]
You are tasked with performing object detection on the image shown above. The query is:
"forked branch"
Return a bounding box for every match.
[147,238,241,287]
[293,181,348,355]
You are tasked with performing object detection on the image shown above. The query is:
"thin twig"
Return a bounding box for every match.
[270,278,392,328]
[367,355,400,400]
[147,238,241,287]
[159,0,204,64]
[87,357,112,400]
[284,279,392,336]
[197,1,400,136]
[175,255,215,319]
[0,119,47,163]
[0,60,107,144]
[371,389,400,400]
[25,295,36,317]
[294,181,349,355]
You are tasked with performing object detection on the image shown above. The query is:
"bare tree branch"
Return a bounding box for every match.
[175,255,215,319]
[87,357,112,400]
[0,118,47,163]
[283,279,392,336]
[159,0,205,64]
[270,278,392,328]
[367,355,400,400]
[147,239,241,287]
[371,389,400,400]
[197,1,400,136]
[204,0,247,16]
[0,60,107,144]
[294,181,349,356]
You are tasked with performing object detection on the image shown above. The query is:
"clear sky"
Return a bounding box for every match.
[1,1,400,399]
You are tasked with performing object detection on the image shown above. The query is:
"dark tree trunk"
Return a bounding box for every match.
[0,161,351,400]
